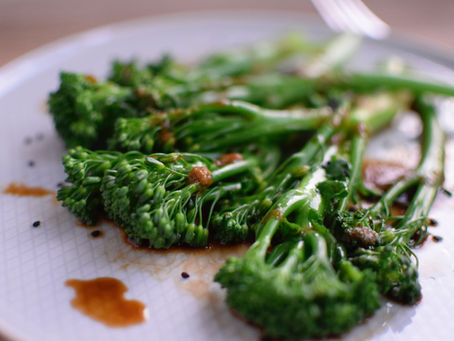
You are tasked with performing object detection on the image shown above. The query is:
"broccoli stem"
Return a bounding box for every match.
[211,159,258,182]
[369,98,444,238]
[338,91,409,212]
[395,98,445,240]
[110,100,332,153]
[347,98,444,305]
[185,101,332,152]
[346,72,454,97]
[338,134,367,211]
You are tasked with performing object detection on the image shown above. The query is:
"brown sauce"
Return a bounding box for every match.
[3,182,55,197]
[363,160,408,190]
[159,126,174,145]
[263,209,283,223]
[215,153,244,167]
[187,166,213,186]
[65,277,147,327]
[85,75,98,83]
[102,222,249,299]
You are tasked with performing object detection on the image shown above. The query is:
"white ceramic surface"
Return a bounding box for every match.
[1,11,454,341]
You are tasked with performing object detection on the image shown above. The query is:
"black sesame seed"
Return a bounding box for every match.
[428,218,438,226]
[442,188,452,197]
[91,230,101,238]
[57,182,64,188]
[181,272,190,279]
[24,137,33,145]
[432,235,443,242]
[28,160,35,167]
[32,221,41,228]
[36,133,44,141]
[327,97,341,111]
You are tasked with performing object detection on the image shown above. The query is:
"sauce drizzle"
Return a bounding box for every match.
[65,277,147,327]
[3,182,55,197]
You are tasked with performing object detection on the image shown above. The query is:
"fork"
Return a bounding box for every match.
[310,0,390,39]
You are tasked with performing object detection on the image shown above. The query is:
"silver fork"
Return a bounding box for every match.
[311,0,390,39]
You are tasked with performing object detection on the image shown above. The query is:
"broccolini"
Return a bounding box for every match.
[51,32,450,340]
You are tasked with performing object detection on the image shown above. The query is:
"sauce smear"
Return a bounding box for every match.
[363,160,408,190]
[65,277,147,327]
[3,182,55,197]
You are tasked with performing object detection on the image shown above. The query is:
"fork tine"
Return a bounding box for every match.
[311,0,348,33]
[311,0,390,39]
[342,0,390,39]
[331,0,364,35]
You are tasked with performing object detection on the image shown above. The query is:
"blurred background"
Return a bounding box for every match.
[1,0,454,66]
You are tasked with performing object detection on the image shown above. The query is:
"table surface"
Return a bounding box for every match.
[1,0,454,67]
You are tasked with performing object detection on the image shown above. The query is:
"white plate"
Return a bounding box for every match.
[1,11,454,341]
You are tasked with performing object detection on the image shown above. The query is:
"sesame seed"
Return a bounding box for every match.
[432,235,443,242]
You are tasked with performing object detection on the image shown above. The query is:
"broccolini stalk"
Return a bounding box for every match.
[343,72,454,97]
[108,100,332,153]
[347,98,444,304]
[212,91,408,244]
[337,90,412,211]
[215,145,380,338]
[225,74,320,109]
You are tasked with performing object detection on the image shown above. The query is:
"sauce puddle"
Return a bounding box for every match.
[102,222,249,300]
[65,277,147,327]
[362,159,409,191]
[3,182,55,197]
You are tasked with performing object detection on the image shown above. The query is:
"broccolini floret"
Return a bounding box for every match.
[58,147,262,248]
[57,147,122,224]
[215,142,380,338]
[48,73,142,148]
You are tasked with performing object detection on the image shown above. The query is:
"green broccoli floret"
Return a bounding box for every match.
[101,152,260,248]
[350,244,421,304]
[216,190,380,339]
[48,73,141,148]
[58,147,262,248]
[108,56,174,86]
[214,128,381,338]
[57,147,121,224]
